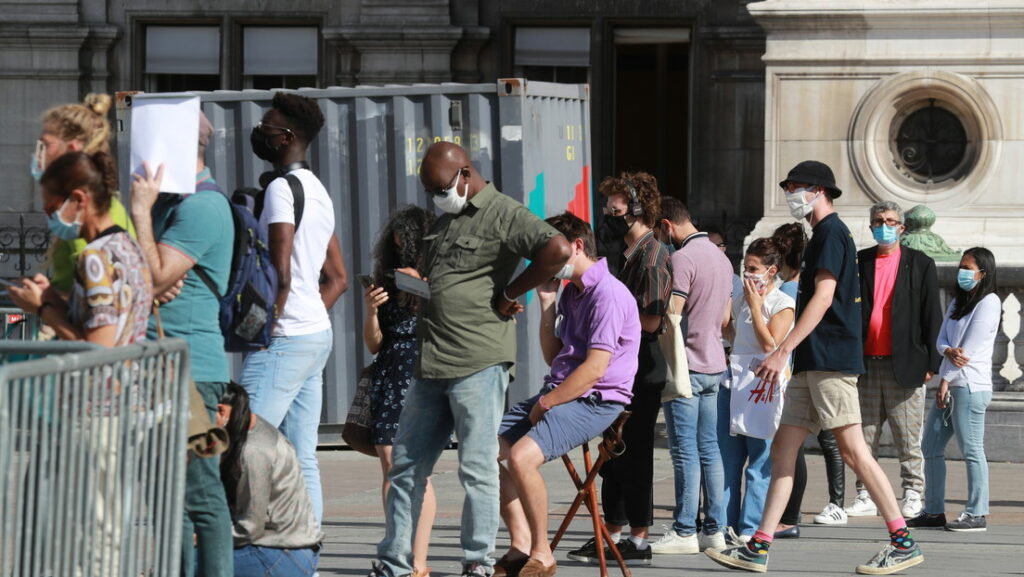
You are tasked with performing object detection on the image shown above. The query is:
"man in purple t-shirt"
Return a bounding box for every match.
[495,212,641,577]
[650,196,734,555]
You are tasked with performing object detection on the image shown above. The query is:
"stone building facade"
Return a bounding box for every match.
[0,0,766,256]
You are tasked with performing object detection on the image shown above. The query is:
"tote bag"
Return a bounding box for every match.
[658,300,692,402]
[728,353,790,440]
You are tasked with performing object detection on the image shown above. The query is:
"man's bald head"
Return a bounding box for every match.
[420,141,483,200]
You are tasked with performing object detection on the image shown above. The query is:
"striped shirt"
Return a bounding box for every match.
[617,231,673,387]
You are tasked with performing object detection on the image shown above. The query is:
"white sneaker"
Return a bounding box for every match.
[845,490,878,517]
[813,502,849,525]
[901,489,923,519]
[698,530,727,552]
[649,527,698,555]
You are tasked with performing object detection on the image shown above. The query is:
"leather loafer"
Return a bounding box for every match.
[518,558,557,577]
[493,554,529,577]
[773,525,800,539]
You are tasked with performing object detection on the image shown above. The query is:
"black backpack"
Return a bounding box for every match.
[194,170,305,351]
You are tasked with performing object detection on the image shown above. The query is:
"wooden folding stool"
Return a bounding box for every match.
[550,410,632,577]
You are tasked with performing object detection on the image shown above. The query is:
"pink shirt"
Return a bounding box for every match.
[865,246,900,356]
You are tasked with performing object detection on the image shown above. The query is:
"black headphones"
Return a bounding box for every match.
[625,178,643,217]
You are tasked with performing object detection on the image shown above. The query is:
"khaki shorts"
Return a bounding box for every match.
[780,371,861,435]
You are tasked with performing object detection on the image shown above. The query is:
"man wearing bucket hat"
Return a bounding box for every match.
[706,160,924,575]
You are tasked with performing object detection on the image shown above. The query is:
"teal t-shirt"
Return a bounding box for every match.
[147,175,232,383]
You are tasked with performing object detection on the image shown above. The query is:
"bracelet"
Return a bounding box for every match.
[36,302,52,317]
[537,395,552,411]
[502,289,517,303]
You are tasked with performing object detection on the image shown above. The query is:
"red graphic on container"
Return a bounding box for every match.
[5,313,24,325]
[568,165,591,223]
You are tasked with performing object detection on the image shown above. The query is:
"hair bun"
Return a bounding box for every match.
[84,93,112,116]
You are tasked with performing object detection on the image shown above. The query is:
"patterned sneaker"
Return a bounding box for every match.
[611,539,653,566]
[368,562,391,577]
[906,512,946,529]
[813,502,848,525]
[650,527,698,554]
[461,563,493,577]
[900,489,923,519]
[945,512,987,532]
[705,545,768,573]
[725,526,751,546]
[845,490,878,517]
[855,543,923,575]
[566,538,600,563]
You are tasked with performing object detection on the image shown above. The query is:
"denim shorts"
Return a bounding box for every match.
[499,386,624,462]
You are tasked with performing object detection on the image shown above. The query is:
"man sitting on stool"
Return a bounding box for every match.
[495,212,642,577]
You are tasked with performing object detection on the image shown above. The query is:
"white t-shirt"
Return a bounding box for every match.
[261,168,334,336]
[730,284,795,357]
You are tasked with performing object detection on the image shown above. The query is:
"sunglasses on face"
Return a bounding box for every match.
[253,122,294,137]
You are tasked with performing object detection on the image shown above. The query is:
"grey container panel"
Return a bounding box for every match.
[116,80,590,427]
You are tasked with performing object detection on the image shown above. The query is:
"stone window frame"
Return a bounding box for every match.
[848,70,1002,207]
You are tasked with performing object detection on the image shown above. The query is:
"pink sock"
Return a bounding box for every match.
[753,530,774,543]
[885,518,907,533]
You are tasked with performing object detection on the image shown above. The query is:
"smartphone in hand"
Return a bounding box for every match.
[357,274,374,289]
[394,270,430,299]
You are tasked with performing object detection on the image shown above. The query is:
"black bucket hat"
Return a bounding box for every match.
[779,160,842,198]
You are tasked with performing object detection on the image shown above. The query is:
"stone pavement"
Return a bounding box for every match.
[318,448,1023,577]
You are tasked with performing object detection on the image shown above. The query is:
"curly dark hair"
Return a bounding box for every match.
[272,92,325,143]
[218,382,252,510]
[598,171,661,229]
[372,205,435,309]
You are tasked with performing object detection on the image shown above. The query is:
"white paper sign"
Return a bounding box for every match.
[129,94,200,194]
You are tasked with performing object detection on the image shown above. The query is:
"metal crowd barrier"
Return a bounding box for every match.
[0,338,191,577]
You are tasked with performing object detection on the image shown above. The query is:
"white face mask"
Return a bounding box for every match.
[743,270,772,293]
[785,187,820,220]
[434,171,469,214]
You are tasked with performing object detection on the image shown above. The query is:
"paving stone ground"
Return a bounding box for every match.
[317,449,1024,577]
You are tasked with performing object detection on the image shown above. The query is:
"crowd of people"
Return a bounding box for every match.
[6,90,999,577]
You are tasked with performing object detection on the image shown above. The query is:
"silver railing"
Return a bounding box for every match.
[0,338,191,577]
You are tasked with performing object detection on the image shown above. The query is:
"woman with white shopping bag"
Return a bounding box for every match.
[719,238,795,542]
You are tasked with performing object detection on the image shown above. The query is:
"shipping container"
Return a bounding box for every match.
[116,80,592,436]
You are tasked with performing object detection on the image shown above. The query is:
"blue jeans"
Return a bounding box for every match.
[717,387,771,536]
[233,545,319,577]
[377,365,509,577]
[922,386,991,516]
[240,328,333,524]
[663,371,726,536]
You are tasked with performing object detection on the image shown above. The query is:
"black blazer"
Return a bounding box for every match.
[858,245,943,387]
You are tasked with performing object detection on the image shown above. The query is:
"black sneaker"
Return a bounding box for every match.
[566,538,601,563]
[610,539,653,566]
[945,512,987,532]
[906,512,946,529]
[368,562,392,577]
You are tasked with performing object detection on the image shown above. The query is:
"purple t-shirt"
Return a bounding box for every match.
[544,258,641,404]
[670,232,734,374]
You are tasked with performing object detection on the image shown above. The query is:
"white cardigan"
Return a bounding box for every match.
[936,292,1001,392]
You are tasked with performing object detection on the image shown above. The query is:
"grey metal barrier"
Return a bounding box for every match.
[116,80,592,425]
[0,338,191,577]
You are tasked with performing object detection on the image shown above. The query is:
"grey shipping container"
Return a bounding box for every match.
[115,80,592,437]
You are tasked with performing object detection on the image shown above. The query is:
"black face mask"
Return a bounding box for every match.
[250,128,281,162]
[599,214,630,240]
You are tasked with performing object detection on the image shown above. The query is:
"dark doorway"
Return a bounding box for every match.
[613,40,689,201]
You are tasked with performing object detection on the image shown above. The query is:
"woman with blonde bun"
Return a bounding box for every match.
[34,93,136,293]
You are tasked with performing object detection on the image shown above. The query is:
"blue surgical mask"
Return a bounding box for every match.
[46,198,81,241]
[957,268,980,291]
[31,140,46,182]
[30,155,43,182]
[872,223,899,246]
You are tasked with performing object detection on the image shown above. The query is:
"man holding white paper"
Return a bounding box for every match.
[130,111,234,577]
